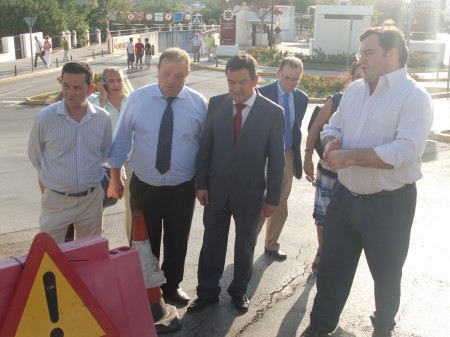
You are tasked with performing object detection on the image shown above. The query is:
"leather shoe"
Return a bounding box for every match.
[187,297,219,313]
[264,248,287,261]
[300,325,329,337]
[163,288,190,304]
[230,295,249,312]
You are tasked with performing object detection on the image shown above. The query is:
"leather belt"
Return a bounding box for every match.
[52,187,95,197]
[342,183,413,200]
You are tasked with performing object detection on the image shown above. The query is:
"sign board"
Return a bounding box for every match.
[23,17,36,29]
[165,13,172,21]
[0,233,119,337]
[192,15,202,25]
[155,13,163,22]
[174,12,183,22]
[220,12,236,45]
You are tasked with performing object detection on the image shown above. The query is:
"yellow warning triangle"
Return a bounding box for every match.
[0,233,119,337]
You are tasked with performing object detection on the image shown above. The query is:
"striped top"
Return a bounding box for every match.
[28,99,113,193]
[321,66,434,194]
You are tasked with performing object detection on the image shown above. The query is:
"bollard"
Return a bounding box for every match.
[102,49,104,57]
[92,51,95,59]
[56,58,59,68]
[216,57,218,68]
[70,55,73,61]
[14,66,17,77]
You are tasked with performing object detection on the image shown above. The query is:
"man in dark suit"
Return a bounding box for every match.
[188,54,285,313]
[257,57,309,260]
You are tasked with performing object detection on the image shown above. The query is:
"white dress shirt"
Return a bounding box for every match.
[321,66,434,194]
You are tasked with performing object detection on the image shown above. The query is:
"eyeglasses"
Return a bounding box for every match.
[355,49,375,60]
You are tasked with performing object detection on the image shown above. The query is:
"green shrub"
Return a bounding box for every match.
[298,74,351,98]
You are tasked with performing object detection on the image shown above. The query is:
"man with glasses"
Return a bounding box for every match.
[300,26,433,337]
[257,57,309,261]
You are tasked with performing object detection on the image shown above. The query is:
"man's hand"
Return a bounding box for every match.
[262,203,277,218]
[196,189,209,206]
[324,150,355,170]
[107,167,124,199]
[323,138,341,161]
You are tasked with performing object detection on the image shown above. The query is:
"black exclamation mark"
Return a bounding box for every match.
[43,271,64,337]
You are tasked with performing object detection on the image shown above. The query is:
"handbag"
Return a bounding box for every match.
[101,166,118,208]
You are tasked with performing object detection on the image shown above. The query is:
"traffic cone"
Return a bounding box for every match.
[131,210,181,334]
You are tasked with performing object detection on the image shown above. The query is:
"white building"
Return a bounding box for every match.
[312,5,373,55]
[233,4,296,47]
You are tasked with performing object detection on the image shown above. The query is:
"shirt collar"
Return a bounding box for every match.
[277,81,291,97]
[376,66,408,89]
[57,99,97,117]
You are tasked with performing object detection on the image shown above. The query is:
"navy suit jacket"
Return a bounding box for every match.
[196,92,285,216]
[258,81,309,179]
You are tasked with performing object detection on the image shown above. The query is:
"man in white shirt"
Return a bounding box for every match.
[126,37,135,70]
[34,36,46,67]
[300,26,434,337]
[190,33,202,62]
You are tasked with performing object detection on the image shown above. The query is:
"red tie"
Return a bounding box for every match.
[234,103,245,142]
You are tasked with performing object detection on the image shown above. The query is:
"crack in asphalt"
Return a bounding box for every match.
[235,261,310,336]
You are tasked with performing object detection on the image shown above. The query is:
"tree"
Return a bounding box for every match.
[247,0,283,47]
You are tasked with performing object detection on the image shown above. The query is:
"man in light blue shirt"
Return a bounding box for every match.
[28,61,112,244]
[108,48,208,305]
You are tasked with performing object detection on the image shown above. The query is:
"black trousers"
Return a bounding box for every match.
[196,202,260,299]
[130,174,196,291]
[310,182,416,333]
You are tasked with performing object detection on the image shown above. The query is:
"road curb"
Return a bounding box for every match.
[430,130,450,142]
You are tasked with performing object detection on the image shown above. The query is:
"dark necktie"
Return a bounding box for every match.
[155,97,176,174]
[234,103,246,143]
[283,93,292,151]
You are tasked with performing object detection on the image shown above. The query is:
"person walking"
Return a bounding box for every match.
[43,35,52,68]
[34,36,46,68]
[300,26,434,337]
[62,36,69,62]
[135,38,145,69]
[190,33,202,63]
[108,48,208,305]
[257,56,309,261]
[188,54,285,314]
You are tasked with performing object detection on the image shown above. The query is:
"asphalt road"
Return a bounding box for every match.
[0,50,449,337]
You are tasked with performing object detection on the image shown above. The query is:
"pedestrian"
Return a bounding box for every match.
[190,33,202,62]
[300,26,434,337]
[34,36,46,68]
[204,33,216,61]
[257,56,309,261]
[187,54,285,314]
[27,61,113,244]
[108,48,208,305]
[62,36,69,61]
[135,37,145,69]
[43,35,52,68]
[127,37,135,70]
[144,38,152,70]
[303,61,363,275]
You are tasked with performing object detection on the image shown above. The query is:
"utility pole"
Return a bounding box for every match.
[24,17,37,72]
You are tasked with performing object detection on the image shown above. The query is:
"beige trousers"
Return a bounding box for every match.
[257,150,294,251]
[40,183,103,244]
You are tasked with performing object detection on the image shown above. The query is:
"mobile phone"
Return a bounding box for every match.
[103,84,107,90]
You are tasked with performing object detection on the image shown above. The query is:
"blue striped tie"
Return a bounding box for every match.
[283,93,292,151]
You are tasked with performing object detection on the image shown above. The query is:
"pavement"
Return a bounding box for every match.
[0,42,449,337]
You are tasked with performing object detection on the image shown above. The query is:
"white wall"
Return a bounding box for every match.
[314,5,373,55]
[0,37,16,62]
